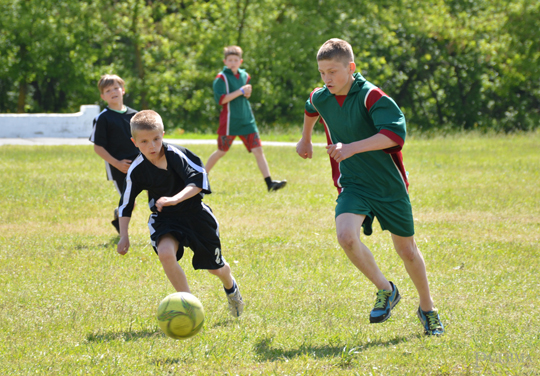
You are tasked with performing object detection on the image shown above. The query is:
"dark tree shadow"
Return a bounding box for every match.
[86,329,161,342]
[254,334,419,362]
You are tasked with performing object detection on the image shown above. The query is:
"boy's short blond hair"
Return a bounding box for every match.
[97,74,125,93]
[317,39,354,66]
[130,110,164,137]
[224,45,243,59]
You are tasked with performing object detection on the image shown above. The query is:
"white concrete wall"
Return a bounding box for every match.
[0,105,100,138]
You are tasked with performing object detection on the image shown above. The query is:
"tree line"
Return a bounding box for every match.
[1,0,538,133]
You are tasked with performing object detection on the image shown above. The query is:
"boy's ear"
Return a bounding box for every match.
[349,61,356,73]
[131,137,137,146]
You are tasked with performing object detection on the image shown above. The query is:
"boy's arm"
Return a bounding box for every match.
[219,84,252,105]
[94,144,132,174]
[117,216,131,255]
[155,185,203,212]
[296,113,320,159]
[326,133,398,163]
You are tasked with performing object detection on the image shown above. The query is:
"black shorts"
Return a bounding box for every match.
[105,162,127,195]
[147,203,225,270]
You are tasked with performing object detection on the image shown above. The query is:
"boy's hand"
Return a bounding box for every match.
[327,143,353,162]
[115,159,132,174]
[242,84,252,98]
[296,138,313,159]
[156,196,175,212]
[117,236,130,255]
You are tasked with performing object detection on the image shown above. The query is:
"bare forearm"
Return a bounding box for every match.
[155,185,203,212]
[326,133,399,163]
[94,144,119,166]
[348,133,398,154]
[119,216,131,237]
[301,114,319,140]
[171,185,202,204]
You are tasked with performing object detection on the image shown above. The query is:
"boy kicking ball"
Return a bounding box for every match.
[296,39,444,335]
[116,110,244,317]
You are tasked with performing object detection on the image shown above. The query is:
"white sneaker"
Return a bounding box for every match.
[226,286,244,317]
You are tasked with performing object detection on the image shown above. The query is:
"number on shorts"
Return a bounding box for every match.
[215,248,221,264]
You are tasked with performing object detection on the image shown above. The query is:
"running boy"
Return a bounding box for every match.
[296,39,444,335]
[89,74,139,232]
[207,45,287,192]
[116,110,244,317]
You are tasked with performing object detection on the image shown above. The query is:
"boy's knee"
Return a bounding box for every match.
[337,230,358,251]
[397,244,417,261]
[157,248,176,263]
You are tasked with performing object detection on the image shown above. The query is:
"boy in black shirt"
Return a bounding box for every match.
[116,110,244,317]
[89,74,139,232]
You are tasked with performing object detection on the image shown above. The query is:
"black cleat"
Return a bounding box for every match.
[268,180,287,192]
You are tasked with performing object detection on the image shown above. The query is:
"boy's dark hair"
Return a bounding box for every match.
[224,45,243,59]
[317,39,354,66]
[98,74,125,93]
[130,110,164,137]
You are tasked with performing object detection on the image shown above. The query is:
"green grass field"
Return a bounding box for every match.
[0,133,539,375]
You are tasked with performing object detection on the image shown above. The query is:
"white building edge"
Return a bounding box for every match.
[0,105,99,138]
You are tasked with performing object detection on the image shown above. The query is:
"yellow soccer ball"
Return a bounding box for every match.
[157,292,205,340]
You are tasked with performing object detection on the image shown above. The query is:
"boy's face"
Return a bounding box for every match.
[100,84,125,107]
[223,54,243,73]
[131,129,164,161]
[317,59,356,96]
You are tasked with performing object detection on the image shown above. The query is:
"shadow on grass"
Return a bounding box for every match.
[86,329,161,342]
[254,334,418,362]
[74,236,119,251]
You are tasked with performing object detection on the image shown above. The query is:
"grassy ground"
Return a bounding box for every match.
[0,133,539,375]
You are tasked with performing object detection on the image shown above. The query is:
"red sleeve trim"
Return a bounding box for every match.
[218,94,226,106]
[305,109,319,117]
[246,74,251,84]
[379,129,404,153]
[216,73,225,81]
[365,87,387,111]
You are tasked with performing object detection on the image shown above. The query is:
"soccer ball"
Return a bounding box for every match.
[157,292,205,340]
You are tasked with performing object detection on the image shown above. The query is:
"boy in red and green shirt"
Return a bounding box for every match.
[297,38,444,335]
[207,45,286,192]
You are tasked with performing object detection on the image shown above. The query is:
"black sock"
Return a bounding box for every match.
[224,281,237,294]
[265,176,272,188]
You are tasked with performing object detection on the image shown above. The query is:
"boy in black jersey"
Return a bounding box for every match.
[116,110,244,317]
[89,74,139,232]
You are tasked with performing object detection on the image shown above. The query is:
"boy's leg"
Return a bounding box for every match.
[336,213,401,323]
[207,261,234,289]
[251,146,271,178]
[156,234,190,292]
[392,234,444,335]
[208,263,245,317]
[336,213,391,291]
[251,146,287,191]
[205,150,227,173]
[390,234,433,312]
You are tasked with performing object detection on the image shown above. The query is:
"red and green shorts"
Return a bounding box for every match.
[217,132,262,152]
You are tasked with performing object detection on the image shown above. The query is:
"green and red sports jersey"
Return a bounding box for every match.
[305,73,409,201]
[213,67,258,136]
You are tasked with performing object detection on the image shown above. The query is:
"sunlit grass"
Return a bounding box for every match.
[0,133,539,375]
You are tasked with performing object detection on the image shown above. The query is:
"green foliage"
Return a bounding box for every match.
[0,0,538,132]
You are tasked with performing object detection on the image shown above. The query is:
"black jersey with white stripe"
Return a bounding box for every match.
[89,106,139,161]
[118,142,211,217]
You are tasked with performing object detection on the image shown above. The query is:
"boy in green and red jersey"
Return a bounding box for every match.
[296,39,444,335]
[207,45,286,192]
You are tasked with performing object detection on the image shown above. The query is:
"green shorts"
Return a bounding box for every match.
[335,188,415,237]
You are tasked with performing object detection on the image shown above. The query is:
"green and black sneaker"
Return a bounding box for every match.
[417,307,445,335]
[369,281,401,323]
